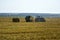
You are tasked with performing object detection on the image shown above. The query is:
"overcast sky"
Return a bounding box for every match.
[0,0,60,13]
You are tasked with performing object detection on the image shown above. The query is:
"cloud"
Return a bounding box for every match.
[0,0,60,13]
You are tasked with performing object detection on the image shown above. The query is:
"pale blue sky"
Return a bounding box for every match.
[0,0,60,13]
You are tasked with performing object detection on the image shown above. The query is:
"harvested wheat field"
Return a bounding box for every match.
[0,17,60,40]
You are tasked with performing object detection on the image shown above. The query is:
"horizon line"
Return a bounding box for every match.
[0,13,60,14]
